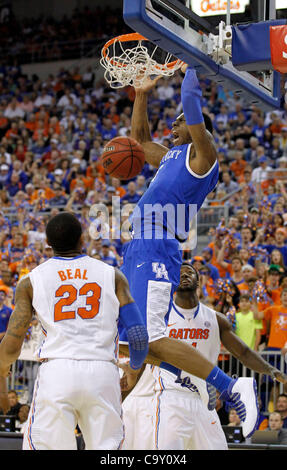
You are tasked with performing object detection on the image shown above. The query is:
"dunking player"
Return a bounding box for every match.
[0,212,149,450]
[121,263,287,450]
[119,66,258,437]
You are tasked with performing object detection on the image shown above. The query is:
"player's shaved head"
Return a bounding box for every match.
[46,212,82,253]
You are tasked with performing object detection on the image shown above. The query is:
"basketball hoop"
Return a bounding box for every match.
[100,32,184,89]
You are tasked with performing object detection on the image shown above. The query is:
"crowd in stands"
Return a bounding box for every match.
[0,7,286,435]
[0,6,129,63]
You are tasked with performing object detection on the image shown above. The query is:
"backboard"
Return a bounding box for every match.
[123,0,286,111]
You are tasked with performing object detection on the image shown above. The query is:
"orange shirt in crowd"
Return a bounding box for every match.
[86,163,106,183]
[258,300,271,336]
[70,176,94,192]
[32,127,49,141]
[229,159,247,179]
[269,288,282,306]
[35,111,50,126]
[49,121,61,134]
[0,116,8,129]
[234,280,249,293]
[114,186,126,198]
[258,418,268,431]
[25,121,36,133]
[5,128,18,139]
[30,187,56,202]
[0,283,10,295]
[263,305,287,348]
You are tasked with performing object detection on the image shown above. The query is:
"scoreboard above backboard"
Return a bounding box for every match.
[190,0,250,17]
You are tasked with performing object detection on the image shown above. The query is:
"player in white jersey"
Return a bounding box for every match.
[0,212,149,450]
[121,263,287,450]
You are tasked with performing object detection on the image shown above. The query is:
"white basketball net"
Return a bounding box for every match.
[100,38,183,89]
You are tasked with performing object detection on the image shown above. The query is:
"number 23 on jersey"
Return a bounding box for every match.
[54,282,102,322]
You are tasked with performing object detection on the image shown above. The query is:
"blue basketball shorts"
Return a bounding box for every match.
[118,238,182,344]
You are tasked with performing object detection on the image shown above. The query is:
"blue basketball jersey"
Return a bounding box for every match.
[131,143,219,241]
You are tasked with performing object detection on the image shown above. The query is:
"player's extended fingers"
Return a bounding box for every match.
[181,63,188,74]
[274,371,287,384]
[134,74,163,92]
[120,375,130,392]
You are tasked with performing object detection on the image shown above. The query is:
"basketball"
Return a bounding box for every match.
[101,136,145,180]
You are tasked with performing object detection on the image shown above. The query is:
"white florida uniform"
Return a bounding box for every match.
[122,302,228,450]
[22,255,123,450]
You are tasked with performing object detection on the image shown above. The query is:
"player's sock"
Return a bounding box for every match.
[206,366,232,393]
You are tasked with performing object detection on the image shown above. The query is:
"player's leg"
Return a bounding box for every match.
[187,402,228,450]
[22,360,78,450]
[77,361,124,450]
[153,390,190,450]
[122,395,154,450]
[153,390,227,450]
[120,240,259,438]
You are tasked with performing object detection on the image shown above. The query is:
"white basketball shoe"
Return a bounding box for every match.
[220,377,259,438]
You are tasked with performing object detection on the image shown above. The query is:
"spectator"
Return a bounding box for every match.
[275,394,287,428]
[260,289,287,390]
[120,181,141,204]
[136,175,147,196]
[229,151,247,179]
[235,294,263,351]
[227,408,241,427]
[251,157,272,184]
[101,240,118,267]
[49,184,68,207]
[6,390,22,418]
[201,247,220,281]
[265,412,287,444]
[261,228,287,267]
[217,171,239,195]
[0,164,10,186]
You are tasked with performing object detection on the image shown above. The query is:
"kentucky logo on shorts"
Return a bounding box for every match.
[152,262,169,280]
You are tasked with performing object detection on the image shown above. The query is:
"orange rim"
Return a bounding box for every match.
[101,32,183,70]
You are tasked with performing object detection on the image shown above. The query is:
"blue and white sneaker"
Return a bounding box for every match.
[220,377,259,438]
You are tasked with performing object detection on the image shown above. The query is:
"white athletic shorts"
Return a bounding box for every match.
[153,389,228,450]
[122,395,154,450]
[22,359,124,450]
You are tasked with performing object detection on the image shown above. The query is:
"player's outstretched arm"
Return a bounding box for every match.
[0,275,33,377]
[181,64,218,175]
[217,312,287,384]
[131,76,169,168]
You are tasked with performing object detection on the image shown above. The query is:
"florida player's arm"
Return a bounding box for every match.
[181,64,217,175]
[0,275,33,376]
[217,311,287,383]
[131,78,168,168]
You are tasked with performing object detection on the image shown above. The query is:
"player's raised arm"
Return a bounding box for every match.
[131,76,169,168]
[181,64,218,175]
[0,276,33,377]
